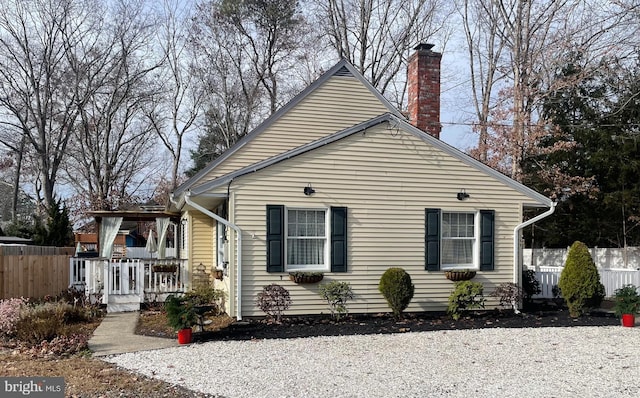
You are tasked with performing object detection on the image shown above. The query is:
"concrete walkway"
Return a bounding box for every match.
[88,312,177,357]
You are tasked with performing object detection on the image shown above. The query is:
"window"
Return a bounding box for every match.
[266,205,347,273]
[286,209,328,271]
[425,208,494,272]
[441,212,476,269]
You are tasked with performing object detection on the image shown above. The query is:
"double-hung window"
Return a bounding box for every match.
[266,205,348,273]
[425,208,494,271]
[286,209,328,271]
[441,212,476,270]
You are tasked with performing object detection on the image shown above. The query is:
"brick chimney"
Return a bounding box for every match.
[407,43,442,138]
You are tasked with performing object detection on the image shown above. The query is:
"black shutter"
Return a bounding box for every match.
[479,210,495,271]
[330,207,347,272]
[425,208,441,271]
[266,205,284,272]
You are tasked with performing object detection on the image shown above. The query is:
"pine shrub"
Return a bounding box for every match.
[522,269,541,304]
[255,284,292,323]
[558,241,605,317]
[378,268,414,319]
[447,281,485,320]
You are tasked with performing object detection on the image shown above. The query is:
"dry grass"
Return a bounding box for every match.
[0,313,221,397]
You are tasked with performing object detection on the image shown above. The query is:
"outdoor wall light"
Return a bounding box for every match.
[303,183,316,196]
[457,189,470,201]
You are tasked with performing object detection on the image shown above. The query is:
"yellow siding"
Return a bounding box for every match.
[189,212,214,284]
[225,124,541,317]
[195,76,390,185]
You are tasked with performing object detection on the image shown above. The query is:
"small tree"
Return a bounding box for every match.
[255,284,292,323]
[558,241,605,317]
[318,281,354,321]
[378,268,414,319]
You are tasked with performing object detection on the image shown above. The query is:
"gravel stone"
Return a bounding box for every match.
[104,326,640,398]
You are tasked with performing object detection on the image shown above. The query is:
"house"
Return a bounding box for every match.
[169,44,555,319]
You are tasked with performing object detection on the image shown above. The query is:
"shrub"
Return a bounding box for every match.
[522,269,541,304]
[558,241,605,317]
[19,334,89,358]
[164,295,198,331]
[447,281,485,320]
[491,283,523,311]
[0,297,28,339]
[255,284,292,323]
[318,281,354,321]
[378,268,414,319]
[14,303,67,345]
[185,286,225,314]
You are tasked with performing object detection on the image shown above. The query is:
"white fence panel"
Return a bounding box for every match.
[126,247,177,259]
[526,265,640,298]
[524,247,640,270]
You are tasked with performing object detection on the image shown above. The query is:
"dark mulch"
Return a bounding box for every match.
[188,300,621,343]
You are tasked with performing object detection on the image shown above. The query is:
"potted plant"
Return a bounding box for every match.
[164,295,198,343]
[289,271,324,284]
[613,284,640,327]
[444,269,477,281]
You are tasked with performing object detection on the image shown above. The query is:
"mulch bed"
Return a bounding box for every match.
[195,309,619,342]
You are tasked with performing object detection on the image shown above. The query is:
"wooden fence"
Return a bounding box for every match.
[0,245,75,299]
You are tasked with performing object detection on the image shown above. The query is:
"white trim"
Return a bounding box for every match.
[441,211,479,271]
[284,207,330,272]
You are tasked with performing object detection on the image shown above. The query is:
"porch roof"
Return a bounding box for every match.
[88,210,181,223]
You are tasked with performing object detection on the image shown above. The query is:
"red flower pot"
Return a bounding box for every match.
[177,328,192,344]
[621,314,635,327]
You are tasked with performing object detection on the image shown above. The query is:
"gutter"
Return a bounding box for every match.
[513,202,557,285]
[179,191,244,321]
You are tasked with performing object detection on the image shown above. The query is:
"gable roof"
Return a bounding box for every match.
[186,113,553,208]
[173,59,402,197]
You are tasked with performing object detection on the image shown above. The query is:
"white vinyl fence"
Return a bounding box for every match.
[524,247,640,270]
[525,265,640,298]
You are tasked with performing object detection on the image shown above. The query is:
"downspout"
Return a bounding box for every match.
[180,191,244,321]
[513,202,557,286]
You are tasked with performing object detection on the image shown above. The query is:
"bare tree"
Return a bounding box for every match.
[312,0,454,107]
[462,0,639,180]
[146,0,204,189]
[188,0,311,171]
[0,0,97,211]
[63,0,160,211]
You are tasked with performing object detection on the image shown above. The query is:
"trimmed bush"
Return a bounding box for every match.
[558,241,605,317]
[255,284,292,323]
[14,302,68,344]
[378,268,414,319]
[318,281,354,321]
[447,281,485,320]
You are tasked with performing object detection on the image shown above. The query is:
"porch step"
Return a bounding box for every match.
[107,294,141,313]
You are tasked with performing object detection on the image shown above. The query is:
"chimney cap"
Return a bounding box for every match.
[414,43,435,51]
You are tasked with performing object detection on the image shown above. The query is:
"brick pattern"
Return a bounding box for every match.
[407,45,442,139]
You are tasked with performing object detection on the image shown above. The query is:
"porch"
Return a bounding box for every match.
[70,257,188,312]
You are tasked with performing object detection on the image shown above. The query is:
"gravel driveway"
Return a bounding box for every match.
[105,326,640,398]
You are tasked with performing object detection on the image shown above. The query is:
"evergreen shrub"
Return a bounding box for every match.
[447,281,485,320]
[378,267,414,319]
[558,241,605,317]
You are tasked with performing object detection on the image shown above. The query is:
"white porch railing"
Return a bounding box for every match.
[526,265,640,298]
[69,257,188,304]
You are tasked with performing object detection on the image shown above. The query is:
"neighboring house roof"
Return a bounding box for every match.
[173,59,402,198]
[187,113,553,208]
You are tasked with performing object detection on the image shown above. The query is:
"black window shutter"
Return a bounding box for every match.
[480,210,495,271]
[425,208,441,271]
[266,205,284,272]
[330,207,347,272]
